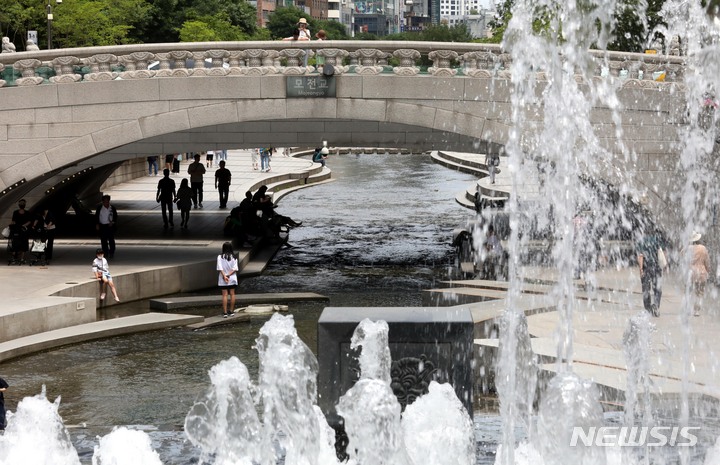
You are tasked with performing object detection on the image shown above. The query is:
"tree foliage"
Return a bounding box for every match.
[266,5,311,40]
[385,24,473,42]
[480,0,670,52]
[0,0,258,49]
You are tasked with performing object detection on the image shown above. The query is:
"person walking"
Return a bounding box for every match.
[260,147,272,172]
[636,225,665,317]
[156,168,177,229]
[215,160,232,209]
[0,376,8,431]
[187,153,206,209]
[217,242,238,318]
[147,156,159,176]
[92,248,120,302]
[95,194,117,259]
[164,153,174,172]
[175,178,193,229]
[689,232,711,316]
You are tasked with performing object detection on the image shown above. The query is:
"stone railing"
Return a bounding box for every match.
[0,41,686,88]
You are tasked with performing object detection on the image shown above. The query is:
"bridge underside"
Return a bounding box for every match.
[0,118,500,221]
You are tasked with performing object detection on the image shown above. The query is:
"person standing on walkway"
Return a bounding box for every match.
[176,178,193,229]
[0,376,8,431]
[252,148,260,170]
[636,225,665,317]
[164,153,174,172]
[9,198,33,264]
[92,248,120,302]
[215,160,232,209]
[188,153,206,209]
[95,195,117,259]
[260,147,272,172]
[147,156,158,176]
[156,169,177,229]
[217,242,238,318]
[39,208,56,262]
[689,231,711,316]
[485,152,499,184]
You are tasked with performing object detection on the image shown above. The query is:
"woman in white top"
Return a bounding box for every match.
[297,18,311,66]
[217,242,239,318]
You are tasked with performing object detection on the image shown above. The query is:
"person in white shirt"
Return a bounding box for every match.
[92,248,120,302]
[297,18,311,66]
[217,242,239,318]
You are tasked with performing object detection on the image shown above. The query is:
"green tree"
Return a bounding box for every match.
[314,19,350,39]
[0,0,41,49]
[52,0,148,48]
[609,0,665,52]
[385,24,472,42]
[178,13,248,41]
[266,5,313,40]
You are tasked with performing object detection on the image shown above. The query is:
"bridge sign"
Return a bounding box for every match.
[286,76,336,98]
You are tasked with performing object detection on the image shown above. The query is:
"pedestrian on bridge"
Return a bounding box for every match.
[188,153,206,209]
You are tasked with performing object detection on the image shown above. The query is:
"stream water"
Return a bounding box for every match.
[0,152,492,464]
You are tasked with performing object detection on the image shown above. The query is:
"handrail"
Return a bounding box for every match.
[0,40,687,87]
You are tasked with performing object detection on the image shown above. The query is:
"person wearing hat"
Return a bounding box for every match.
[689,231,711,316]
[297,18,311,67]
[92,248,120,302]
[297,18,311,40]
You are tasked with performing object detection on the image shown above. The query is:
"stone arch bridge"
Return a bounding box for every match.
[0,41,688,225]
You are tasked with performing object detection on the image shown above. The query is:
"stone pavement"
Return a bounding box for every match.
[0,149,320,300]
[0,149,327,360]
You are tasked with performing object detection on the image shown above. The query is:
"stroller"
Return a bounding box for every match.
[28,228,48,266]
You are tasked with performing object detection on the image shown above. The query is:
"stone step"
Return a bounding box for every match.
[431,151,489,177]
[149,292,328,311]
[0,313,204,363]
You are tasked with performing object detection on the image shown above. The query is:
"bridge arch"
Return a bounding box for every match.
[0,42,688,225]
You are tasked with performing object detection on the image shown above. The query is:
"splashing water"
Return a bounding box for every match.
[493,0,720,463]
[0,387,80,465]
[92,427,162,465]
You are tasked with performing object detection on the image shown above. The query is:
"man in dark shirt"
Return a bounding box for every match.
[636,227,665,317]
[187,153,206,209]
[156,169,177,229]
[0,376,8,430]
[214,160,232,209]
[95,195,118,258]
[9,199,33,263]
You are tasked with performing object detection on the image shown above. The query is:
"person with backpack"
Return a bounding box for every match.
[312,147,327,167]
